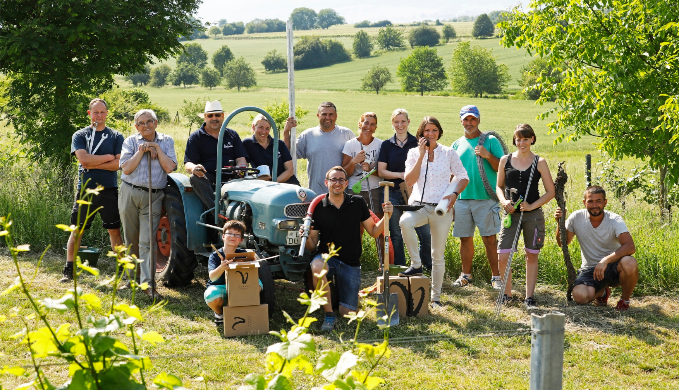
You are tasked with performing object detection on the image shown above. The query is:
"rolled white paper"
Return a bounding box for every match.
[435,177,461,217]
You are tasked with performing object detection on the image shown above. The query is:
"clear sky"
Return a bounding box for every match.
[195,0,524,25]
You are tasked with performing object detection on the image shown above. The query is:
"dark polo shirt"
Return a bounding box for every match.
[184,123,248,176]
[312,193,370,267]
[377,133,418,187]
[242,136,300,185]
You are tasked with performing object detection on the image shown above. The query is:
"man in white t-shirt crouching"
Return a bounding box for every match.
[555,185,638,311]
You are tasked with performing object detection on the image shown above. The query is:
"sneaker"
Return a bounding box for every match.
[524,297,538,309]
[615,299,630,311]
[398,266,423,277]
[59,263,74,283]
[214,313,224,326]
[117,280,131,291]
[596,286,611,306]
[501,294,515,305]
[452,274,472,288]
[320,314,336,332]
[430,301,443,310]
[491,276,502,290]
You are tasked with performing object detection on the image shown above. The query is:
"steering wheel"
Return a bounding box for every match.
[221,166,261,176]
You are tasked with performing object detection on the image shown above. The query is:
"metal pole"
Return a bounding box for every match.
[585,154,591,187]
[530,311,565,390]
[286,18,297,173]
[147,152,155,300]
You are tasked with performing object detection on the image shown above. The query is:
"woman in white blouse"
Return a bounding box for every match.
[398,117,469,308]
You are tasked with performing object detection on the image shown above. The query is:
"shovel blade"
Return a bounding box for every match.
[352,182,361,194]
[376,292,400,327]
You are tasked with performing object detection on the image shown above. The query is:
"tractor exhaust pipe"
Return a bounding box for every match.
[298,194,325,259]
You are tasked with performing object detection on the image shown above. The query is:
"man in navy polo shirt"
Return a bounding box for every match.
[184,100,248,210]
[303,166,392,331]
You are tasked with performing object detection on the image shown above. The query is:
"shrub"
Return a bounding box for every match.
[472,13,495,38]
[245,18,286,33]
[208,25,222,38]
[149,64,172,88]
[101,88,170,128]
[441,24,457,43]
[376,26,405,51]
[200,67,221,90]
[449,41,510,97]
[170,63,200,88]
[261,98,309,131]
[124,64,151,86]
[176,43,208,69]
[293,36,351,70]
[222,22,245,35]
[397,47,447,96]
[262,49,287,73]
[353,30,373,58]
[223,56,257,91]
[212,45,234,77]
[355,20,370,28]
[408,25,441,47]
[180,97,208,131]
[361,65,393,94]
[316,8,345,29]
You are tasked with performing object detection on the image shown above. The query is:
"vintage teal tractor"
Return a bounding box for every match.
[153,107,317,315]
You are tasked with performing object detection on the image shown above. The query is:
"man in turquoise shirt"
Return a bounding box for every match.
[451,105,505,289]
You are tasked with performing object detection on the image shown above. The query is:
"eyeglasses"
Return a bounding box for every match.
[136,119,156,127]
[327,178,347,184]
[223,232,242,238]
[206,113,223,119]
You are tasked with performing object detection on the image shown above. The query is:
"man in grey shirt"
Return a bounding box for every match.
[284,102,354,195]
[119,109,177,299]
[555,185,638,311]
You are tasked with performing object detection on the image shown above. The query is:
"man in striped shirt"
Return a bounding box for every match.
[119,109,177,299]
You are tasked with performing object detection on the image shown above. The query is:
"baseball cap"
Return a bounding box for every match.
[460,105,480,119]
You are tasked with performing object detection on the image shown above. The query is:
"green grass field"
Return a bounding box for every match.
[146,34,528,92]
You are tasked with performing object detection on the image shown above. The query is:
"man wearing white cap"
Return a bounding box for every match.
[184,100,248,210]
[450,105,505,290]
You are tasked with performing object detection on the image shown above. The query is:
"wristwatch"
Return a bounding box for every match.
[452,191,459,197]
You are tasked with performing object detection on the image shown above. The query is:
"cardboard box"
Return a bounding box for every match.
[377,276,408,318]
[223,304,269,337]
[407,276,430,317]
[226,260,260,307]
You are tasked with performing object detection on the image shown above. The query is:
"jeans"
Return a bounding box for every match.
[389,188,432,268]
[400,204,454,302]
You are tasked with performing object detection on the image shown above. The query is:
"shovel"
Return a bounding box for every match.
[351,168,376,194]
[376,181,399,327]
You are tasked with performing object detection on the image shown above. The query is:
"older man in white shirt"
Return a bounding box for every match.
[119,109,177,298]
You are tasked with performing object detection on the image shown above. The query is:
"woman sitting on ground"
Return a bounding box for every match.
[496,123,555,309]
[242,114,300,185]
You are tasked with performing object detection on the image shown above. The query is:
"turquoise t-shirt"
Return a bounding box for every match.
[451,134,505,200]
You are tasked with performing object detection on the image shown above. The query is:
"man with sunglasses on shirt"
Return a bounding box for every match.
[184,100,248,211]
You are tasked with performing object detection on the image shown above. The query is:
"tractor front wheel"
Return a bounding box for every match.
[156,185,197,287]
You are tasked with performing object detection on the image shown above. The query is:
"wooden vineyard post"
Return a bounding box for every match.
[554,162,577,301]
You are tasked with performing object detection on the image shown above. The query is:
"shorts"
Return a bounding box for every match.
[574,262,621,292]
[70,187,121,230]
[314,253,361,311]
[498,208,545,254]
[452,199,501,237]
[204,279,264,304]
[358,188,384,215]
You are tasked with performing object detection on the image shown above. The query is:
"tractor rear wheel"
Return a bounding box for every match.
[257,259,276,318]
[156,185,197,287]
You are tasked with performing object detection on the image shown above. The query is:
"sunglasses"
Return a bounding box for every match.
[206,113,223,119]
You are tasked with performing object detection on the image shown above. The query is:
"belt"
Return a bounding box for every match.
[415,201,438,206]
[124,181,162,193]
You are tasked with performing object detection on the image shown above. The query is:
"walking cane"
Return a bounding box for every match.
[147,150,156,301]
